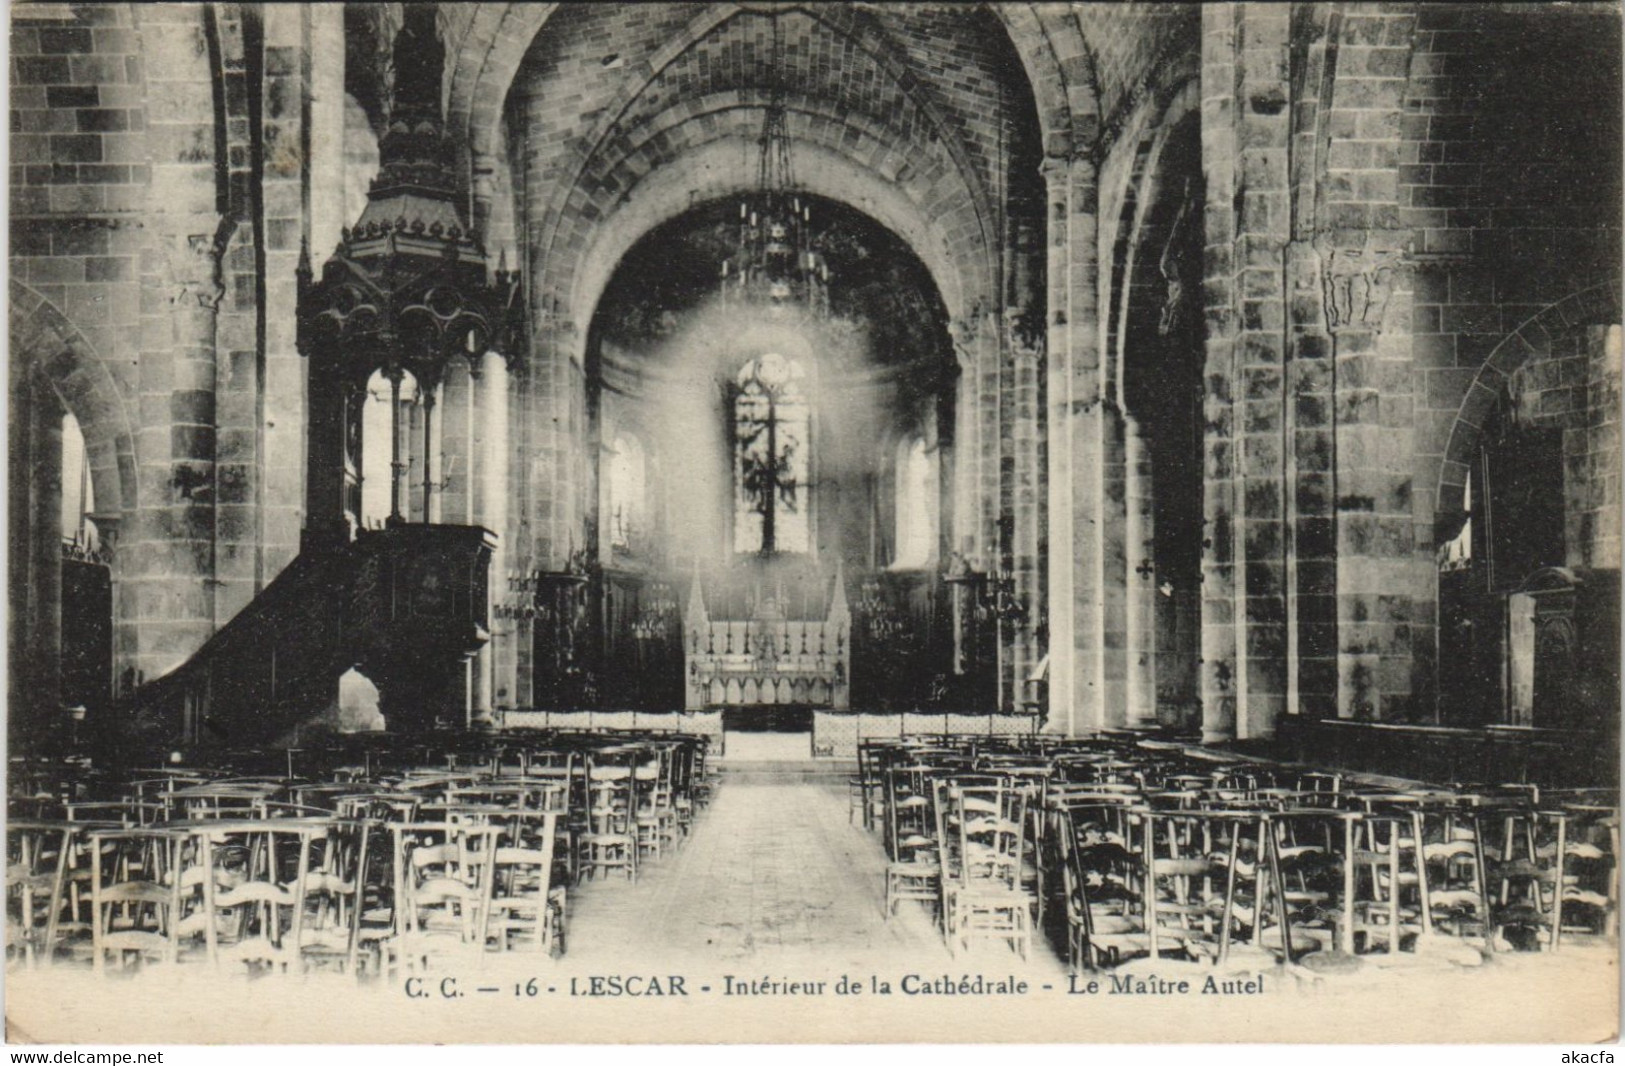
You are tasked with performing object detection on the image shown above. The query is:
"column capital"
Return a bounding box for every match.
[1039,151,1095,186]
[1316,239,1406,334]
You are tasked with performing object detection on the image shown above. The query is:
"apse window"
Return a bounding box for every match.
[733,352,810,555]
[893,436,937,569]
[608,433,647,554]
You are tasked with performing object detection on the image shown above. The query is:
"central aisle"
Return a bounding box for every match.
[558,778,1066,976]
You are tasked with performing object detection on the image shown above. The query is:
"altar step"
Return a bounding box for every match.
[716,730,816,762]
[717,759,849,783]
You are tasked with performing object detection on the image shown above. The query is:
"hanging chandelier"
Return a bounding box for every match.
[720,15,829,316]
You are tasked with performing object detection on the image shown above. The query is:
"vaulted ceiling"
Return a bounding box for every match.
[403,3,1197,327]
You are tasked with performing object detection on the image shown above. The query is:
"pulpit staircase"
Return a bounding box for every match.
[112,523,496,752]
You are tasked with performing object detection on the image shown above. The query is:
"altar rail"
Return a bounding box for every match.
[812,711,1038,759]
[499,709,723,741]
[1272,716,1617,788]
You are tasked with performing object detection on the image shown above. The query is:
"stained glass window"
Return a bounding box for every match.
[733,353,809,554]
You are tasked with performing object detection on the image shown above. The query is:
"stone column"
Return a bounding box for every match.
[1010,332,1043,711]
[491,356,526,711]
[1324,244,1415,720]
[260,3,315,582]
[125,233,223,683]
[1199,2,1294,742]
[1123,416,1158,726]
[11,379,66,741]
[1286,240,1338,720]
[1044,153,1106,736]
[951,320,984,563]
[1198,5,1241,744]
[437,359,473,525]
[112,4,221,686]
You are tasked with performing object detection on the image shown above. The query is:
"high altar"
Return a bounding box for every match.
[682,566,851,710]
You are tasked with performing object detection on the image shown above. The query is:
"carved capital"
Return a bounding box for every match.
[950,311,989,364]
[165,233,224,312]
[1003,306,1045,363]
[1317,240,1403,333]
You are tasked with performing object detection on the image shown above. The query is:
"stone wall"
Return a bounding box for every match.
[9,3,348,737]
[1194,2,1620,734]
[10,2,1619,746]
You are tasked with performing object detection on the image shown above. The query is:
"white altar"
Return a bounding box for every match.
[682,569,851,709]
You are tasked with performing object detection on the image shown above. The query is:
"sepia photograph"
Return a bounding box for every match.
[4,0,1621,1048]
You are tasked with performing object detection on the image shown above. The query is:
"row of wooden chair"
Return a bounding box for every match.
[7,732,722,976]
[855,734,1618,971]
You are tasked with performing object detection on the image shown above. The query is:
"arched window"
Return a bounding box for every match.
[893,436,936,569]
[733,352,809,555]
[608,433,647,554]
[1437,470,1473,572]
[60,411,97,555]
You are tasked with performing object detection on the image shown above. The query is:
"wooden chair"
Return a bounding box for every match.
[383,823,496,974]
[942,779,1033,959]
[633,746,677,863]
[6,820,71,967]
[298,818,374,974]
[181,818,326,972]
[1551,802,1619,947]
[481,812,566,956]
[88,827,188,974]
[1056,796,1147,970]
[578,755,636,883]
[883,767,941,922]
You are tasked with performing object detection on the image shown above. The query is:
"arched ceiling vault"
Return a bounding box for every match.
[548,85,992,325]
[571,136,970,331]
[511,5,1007,322]
[446,3,1090,198]
[441,3,1105,332]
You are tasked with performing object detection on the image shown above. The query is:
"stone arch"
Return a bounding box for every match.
[523,4,1002,317]
[1434,283,1622,532]
[445,2,1091,247]
[992,4,1089,159]
[9,281,139,525]
[555,100,984,330]
[444,2,558,186]
[1109,76,1201,399]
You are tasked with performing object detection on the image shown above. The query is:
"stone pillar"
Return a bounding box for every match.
[1044,153,1105,736]
[1234,5,1292,741]
[1325,244,1415,720]
[8,366,35,732]
[10,379,66,742]
[488,355,523,712]
[1198,5,1241,744]
[125,235,223,683]
[1123,416,1158,726]
[124,5,224,683]
[1583,325,1623,570]
[438,359,473,525]
[261,4,314,581]
[1010,334,1043,711]
[1199,3,1294,742]
[1286,240,1338,720]
[951,321,985,563]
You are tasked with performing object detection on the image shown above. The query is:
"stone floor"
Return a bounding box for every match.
[558,776,1061,975]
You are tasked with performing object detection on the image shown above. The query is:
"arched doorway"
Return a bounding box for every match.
[8,376,114,750]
